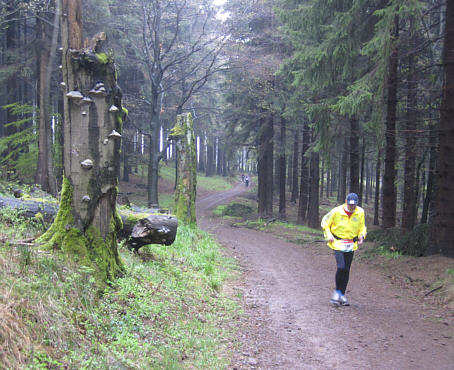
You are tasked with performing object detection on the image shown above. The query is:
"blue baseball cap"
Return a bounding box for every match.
[346,193,358,205]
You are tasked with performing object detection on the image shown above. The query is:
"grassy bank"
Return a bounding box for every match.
[0,190,241,369]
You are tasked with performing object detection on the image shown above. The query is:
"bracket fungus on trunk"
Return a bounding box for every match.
[80,159,94,169]
[108,130,122,139]
[66,90,84,100]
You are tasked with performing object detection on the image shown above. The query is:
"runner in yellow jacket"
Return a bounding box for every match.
[321,193,367,306]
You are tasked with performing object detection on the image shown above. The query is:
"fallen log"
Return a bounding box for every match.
[127,214,178,252]
[0,196,58,221]
[0,196,178,250]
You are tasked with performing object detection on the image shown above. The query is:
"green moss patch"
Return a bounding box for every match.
[37,177,124,284]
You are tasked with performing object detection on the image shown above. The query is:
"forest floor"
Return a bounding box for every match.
[197,182,454,370]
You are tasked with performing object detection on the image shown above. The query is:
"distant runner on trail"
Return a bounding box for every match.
[244,176,249,187]
[321,193,367,306]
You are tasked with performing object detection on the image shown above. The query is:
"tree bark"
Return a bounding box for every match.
[128,214,178,251]
[4,1,19,179]
[421,139,436,224]
[257,113,274,218]
[198,134,206,172]
[307,130,319,229]
[38,0,124,281]
[278,116,286,220]
[326,165,331,199]
[359,139,365,205]
[290,131,299,203]
[382,14,399,228]
[217,138,223,175]
[36,1,59,196]
[170,113,197,225]
[206,137,215,176]
[402,34,418,232]
[297,121,310,223]
[337,136,348,203]
[349,117,360,194]
[374,148,382,225]
[428,1,454,256]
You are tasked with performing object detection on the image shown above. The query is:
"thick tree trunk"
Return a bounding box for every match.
[337,136,348,203]
[402,39,418,232]
[290,131,299,203]
[359,139,365,205]
[206,137,215,176]
[266,116,274,217]
[257,113,274,218]
[297,121,310,223]
[307,131,319,229]
[38,0,124,281]
[326,166,331,199]
[147,96,160,207]
[222,149,228,176]
[217,138,223,175]
[374,148,382,225]
[171,113,197,225]
[36,18,52,193]
[4,1,19,179]
[428,1,454,256]
[382,15,399,228]
[349,117,360,194]
[278,116,286,220]
[36,3,59,196]
[414,151,427,219]
[421,140,436,224]
[198,134,206,172]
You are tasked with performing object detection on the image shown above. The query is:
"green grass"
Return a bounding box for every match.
[0,208,241,369]
[157,192,174,209]
[196,173,235,192]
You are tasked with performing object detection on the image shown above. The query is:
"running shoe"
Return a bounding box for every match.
[330,290,341,306]
[339,295,350,306]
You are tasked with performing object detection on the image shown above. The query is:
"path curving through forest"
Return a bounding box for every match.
[197,183,454,369]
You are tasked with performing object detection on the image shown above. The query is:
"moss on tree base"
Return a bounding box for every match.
[37,177,124,285]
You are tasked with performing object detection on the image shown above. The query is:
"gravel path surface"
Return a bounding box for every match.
[197,183,454,369]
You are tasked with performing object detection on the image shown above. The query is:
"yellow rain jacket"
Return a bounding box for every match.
[321,204,367,251]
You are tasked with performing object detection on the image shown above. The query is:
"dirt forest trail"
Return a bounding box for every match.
[197,182,454,370]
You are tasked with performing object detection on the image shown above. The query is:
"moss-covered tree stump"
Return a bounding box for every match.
[38,1,124,283]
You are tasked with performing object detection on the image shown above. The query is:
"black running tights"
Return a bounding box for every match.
[334,250,354,295]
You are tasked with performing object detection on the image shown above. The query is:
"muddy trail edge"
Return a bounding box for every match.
[197,182,454,370]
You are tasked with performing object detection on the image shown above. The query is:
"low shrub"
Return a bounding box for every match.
[222,203,254,218]
[367,224,430,257]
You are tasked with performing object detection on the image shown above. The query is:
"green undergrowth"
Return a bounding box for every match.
[213,202,255,218]
[234,218,324,244]
[365,224,430,257]
[0,208,241,369]
[197,173,235,192]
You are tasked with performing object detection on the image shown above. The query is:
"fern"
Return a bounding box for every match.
[0,102,38,181]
